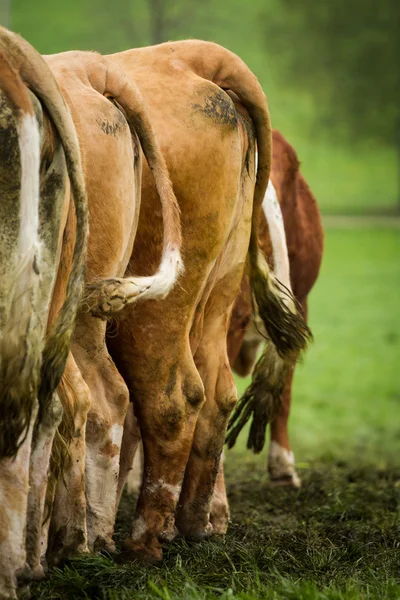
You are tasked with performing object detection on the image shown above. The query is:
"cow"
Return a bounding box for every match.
[37,50,183,566]
[123,130,324,531]
[97,40,312,562]
[225,129,324,491]
[0,27,89,599]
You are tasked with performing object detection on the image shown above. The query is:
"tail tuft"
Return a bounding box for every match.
[226,343,289,452]
[83,245,183,319]
[250,257,312,358]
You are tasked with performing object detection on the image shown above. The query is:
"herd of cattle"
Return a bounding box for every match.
[0,26,323,599]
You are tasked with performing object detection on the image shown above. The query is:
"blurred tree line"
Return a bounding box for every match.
[5,0,398,212]
[261,0,400,204]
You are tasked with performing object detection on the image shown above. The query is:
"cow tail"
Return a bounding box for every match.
[212,53,310,358]
[214,47,310,451]
[83,59,183,318]
[226,181,297,451]
[0,27,89,425]
[0,48,42,458]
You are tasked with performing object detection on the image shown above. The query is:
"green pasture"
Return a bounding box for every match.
[33,226,400,599]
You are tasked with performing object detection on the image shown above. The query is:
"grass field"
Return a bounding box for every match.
[33,226,400,600]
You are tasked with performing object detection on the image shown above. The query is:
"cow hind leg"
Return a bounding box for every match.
[116,348,205,562]
[268,356,300,488]
[116,403,142,507]
[177,295,238,540]
[71,318,130,554]
[267,299,308,488]
[46,353,91,566]
[209,453,230,535]
[26,392,62,579]
[0,420,37,600]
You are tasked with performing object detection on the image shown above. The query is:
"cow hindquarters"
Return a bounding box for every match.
[0,86,41,599]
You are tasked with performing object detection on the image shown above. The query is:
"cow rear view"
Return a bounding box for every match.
[0,26,89,598]
[226,129,324,492]
[107,40,311,561]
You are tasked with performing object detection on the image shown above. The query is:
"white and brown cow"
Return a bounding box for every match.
[226,129,324,488]
[100,40,311,562]
[0,27,89,599]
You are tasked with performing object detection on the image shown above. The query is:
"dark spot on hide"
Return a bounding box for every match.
[97,106,127,137]
[192,89,238,128]
[182,380,204,407]
[159,404,183,440]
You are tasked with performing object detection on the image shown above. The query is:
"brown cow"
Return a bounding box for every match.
[102,40,311,562]
[225,130,323,489]
[124,130,324,532]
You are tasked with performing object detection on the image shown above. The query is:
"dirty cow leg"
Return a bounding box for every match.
[268,299,308,489]
[177,312,237,540]
[116,403,142,507]
[0,416,37,600]
[47,353,91,565]
[26,392,62,579]
[121,350,204,562]
[72,317,130,553]
[210,452,230,535]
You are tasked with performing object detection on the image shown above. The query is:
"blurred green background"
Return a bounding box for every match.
[4,0,399,215]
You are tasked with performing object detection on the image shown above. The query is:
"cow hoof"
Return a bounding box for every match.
[269,473,301,489]
[93,536,116,555]
[210,516,229,536]
[120,538,163,564]
[47,525,89,566]
[268,442,301,489]
[159,521,178,543]
[47,542,90,568]
[177,518,214,541]
[29,565,45,582]
[15,565,32,586]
